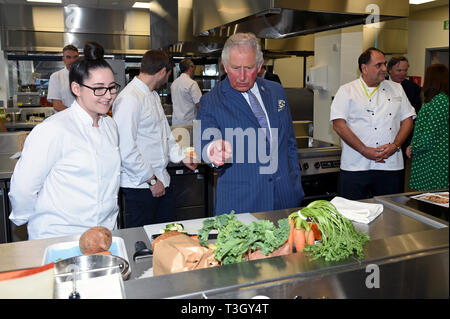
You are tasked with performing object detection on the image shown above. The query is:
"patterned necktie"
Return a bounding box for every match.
[247,89,270,143]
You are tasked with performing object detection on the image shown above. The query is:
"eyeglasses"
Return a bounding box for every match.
[80,83,121,96]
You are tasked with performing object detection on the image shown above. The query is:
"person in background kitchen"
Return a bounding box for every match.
[113,50,197,228]
[387,56,422,187]
[170,58,202,126]
[406,64,449,191]
[257,65,282,85]
[196,32,304,216]
[330,47,416,200]
[47,44,80,112]
[9,42,122,240]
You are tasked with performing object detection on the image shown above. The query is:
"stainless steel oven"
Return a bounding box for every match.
[297,137,341,206]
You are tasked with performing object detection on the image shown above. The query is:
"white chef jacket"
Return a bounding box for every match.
[170,73,202,126]
[47,67,76,109]
[330,77,416,171]
[112,76,185,189]
[9,101,121,240]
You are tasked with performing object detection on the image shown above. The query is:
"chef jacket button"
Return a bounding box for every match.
[372,113,374,116]
[388,99,391,101]
[269,178,273,182]
[374,127,377,130]
[390,128,392,130]
[389,113,392,115]
[376,142,379,145]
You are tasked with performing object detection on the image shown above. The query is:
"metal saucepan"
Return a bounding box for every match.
[54,254,131,282]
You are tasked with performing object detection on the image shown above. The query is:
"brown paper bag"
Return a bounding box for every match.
[246,242,291,261]
[153,234,220,276]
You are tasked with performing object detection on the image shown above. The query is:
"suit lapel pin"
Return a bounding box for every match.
[278,99,286,112]
[261,86,265,92]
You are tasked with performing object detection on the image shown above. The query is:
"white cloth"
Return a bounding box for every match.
[330,77,416,171]
[170,73,202,126]
[112,76,185,189]
[9,101,121,240]
[330,196,383,224]
[47,67,75,109]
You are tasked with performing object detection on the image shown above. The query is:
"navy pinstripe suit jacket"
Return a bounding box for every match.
[196,77,304,215]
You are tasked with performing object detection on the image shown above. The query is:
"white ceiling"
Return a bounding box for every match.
[410,0,449,12]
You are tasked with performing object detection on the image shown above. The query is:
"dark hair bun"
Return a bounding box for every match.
[83,42,104,61]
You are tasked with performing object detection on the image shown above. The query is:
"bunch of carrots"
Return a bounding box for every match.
[288,211,321,253]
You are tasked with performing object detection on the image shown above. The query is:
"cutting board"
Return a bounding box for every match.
[143,213,259,242]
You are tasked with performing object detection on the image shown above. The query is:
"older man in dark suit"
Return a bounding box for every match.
[387,56,422,189]
[196,33,304,216]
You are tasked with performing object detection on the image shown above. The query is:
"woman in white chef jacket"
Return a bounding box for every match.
[8,42,122,240]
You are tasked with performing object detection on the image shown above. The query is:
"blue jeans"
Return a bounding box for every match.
[121,185,176,228]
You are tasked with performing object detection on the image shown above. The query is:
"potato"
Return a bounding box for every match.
[79,226,112,255]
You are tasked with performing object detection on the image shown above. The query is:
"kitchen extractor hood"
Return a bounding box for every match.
[192,0,410,39]
[150,0,225,56]
[0,3,150,54]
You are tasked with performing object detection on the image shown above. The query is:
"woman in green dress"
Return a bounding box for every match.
[406,64,449,191]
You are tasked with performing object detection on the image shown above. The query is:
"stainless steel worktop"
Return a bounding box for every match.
[1,193,448,298]
[124,198,448,299]
[0,154,18,180]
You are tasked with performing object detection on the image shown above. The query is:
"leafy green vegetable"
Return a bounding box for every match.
[289,200,370,262]
[161,222,185,233]
[198,211,291,265]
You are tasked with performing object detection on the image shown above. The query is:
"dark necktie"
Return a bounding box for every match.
[247,90,270,143]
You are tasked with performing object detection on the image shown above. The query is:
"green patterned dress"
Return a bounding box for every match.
[409,92,449,191]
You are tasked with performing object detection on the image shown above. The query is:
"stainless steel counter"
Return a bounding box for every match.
[0,154,18,179]
[1,195,447,298]
[124,200,448,299]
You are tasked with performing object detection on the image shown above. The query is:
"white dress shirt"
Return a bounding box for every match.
[47,67,76,109]
[242,83,272,130]
[9,101,121,240]
[112,76,185,189]
[170,73,202,126]
[330,77,416,171]
[205,83,272,159]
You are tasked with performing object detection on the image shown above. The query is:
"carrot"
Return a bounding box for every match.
[305,228,315,246]
[190,235,199,242]
[293,228,305,253]
[288,218,295,253]
[309,222,322,241]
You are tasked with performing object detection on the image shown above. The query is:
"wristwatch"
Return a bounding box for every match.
[148,176,157,186]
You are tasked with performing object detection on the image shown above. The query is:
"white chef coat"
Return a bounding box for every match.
[112,76,185,189]
[330,77,416,171]
[47,67,76,109]
[9,101,121,240]
[170,73,202,126]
